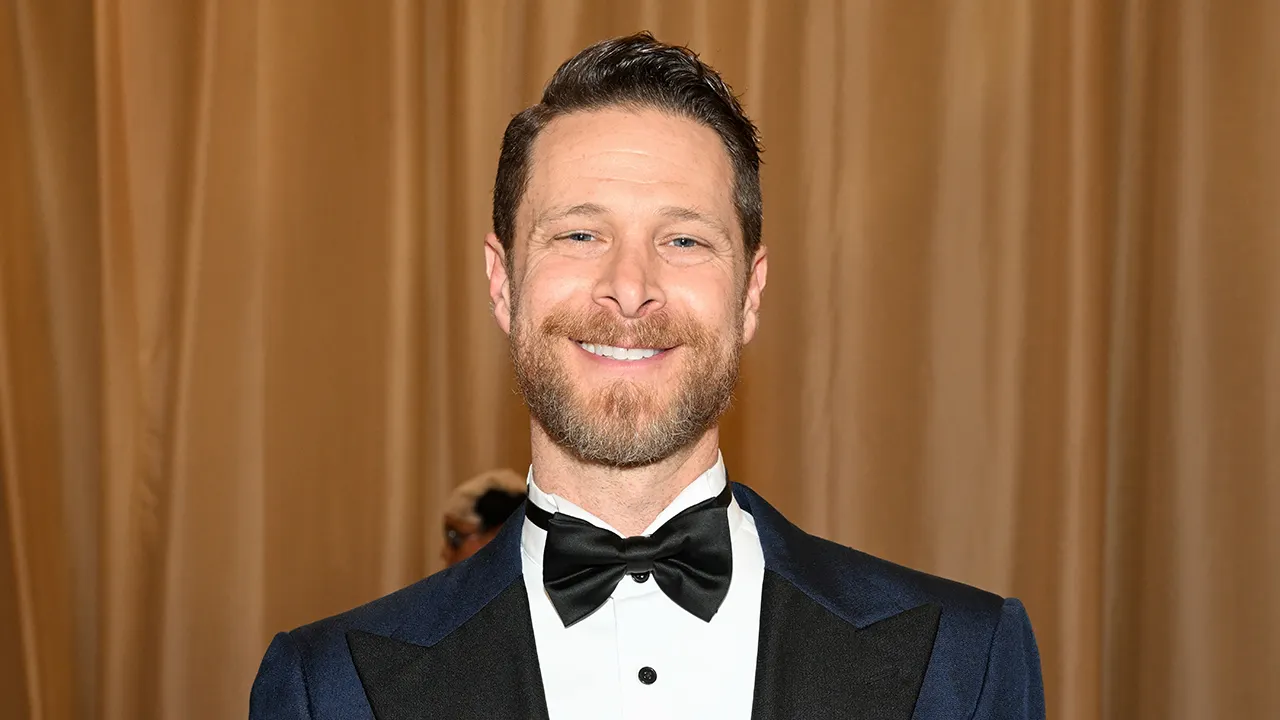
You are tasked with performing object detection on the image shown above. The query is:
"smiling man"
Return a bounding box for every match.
[251,33,1045,720]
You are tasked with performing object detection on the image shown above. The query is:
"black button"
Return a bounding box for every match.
[638,666,657,685]
[631,572,650,583]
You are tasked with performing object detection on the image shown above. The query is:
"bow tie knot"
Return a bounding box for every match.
[526,485,735,627]
[620,537,658,575]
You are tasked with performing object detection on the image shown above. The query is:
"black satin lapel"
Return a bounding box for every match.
[751,572,941,720]
[348,582,549,720]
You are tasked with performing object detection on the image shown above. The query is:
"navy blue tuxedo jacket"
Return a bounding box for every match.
[251,484,1044,719]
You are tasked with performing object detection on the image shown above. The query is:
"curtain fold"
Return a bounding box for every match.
[2,1,1276,718]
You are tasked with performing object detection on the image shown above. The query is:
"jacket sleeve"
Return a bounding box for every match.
[970,598,1046,720]
[250,631,314,719]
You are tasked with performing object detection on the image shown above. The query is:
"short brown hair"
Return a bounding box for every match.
[492,32,763,265]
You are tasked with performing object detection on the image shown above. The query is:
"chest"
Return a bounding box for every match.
[527,547,764,720]
[348,573,942,720]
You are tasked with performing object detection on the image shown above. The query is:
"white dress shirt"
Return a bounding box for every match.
[521,453,765,720]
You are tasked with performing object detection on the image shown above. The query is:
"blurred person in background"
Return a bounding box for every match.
[442,468,527,566]
[252,32,1043,719]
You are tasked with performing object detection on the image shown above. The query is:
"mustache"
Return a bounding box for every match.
[539,306,710,350]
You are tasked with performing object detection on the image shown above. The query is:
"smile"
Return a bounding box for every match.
[577,342,664,361]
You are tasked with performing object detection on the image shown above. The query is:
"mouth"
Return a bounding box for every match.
[575,341,670,361]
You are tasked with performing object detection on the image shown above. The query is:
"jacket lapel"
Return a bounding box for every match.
[344,487,944,719]
[750,573,940,720]
[345,509,550,720]
[734,486,942,720]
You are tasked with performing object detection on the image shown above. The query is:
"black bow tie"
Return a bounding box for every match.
[525,484,734,628]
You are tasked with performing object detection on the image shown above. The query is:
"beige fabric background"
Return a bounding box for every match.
[2,1,1278,718]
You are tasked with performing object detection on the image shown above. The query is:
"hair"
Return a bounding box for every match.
[444,468,526,527]
[492,32,763,267]
[473,488,526,531]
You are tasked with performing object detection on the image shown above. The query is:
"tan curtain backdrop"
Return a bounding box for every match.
[2,1,1277,718]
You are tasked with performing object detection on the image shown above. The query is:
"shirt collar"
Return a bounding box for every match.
[521,452,730,568]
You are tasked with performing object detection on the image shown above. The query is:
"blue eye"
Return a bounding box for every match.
[670,237,700,249]
[565,232,595,243]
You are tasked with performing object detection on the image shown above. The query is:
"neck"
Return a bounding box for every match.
[529,426,722,536]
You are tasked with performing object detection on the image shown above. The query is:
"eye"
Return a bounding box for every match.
[563,231,596,243]
[669,236,701,249]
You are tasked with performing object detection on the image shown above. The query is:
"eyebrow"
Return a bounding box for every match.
[531,202,731,239]
[531,203,609,234]
[655,205,732,238]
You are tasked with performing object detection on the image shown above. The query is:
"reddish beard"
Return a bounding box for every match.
[510,301,741,468]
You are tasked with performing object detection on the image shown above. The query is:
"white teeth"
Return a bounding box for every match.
[578,342,661,361]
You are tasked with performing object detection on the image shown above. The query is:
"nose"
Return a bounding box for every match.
[594,238,665,318]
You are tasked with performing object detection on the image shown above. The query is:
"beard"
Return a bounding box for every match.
[509,293,742,468]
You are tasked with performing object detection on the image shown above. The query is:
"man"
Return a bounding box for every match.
[441,468,526,566]
[251,33,1044,719]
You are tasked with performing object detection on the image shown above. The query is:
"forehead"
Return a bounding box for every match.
[520,107,737,234]
[444,514,477,530]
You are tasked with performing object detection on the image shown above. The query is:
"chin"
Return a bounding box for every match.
[583,384,670,415]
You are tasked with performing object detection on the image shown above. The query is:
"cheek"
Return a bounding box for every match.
[517,261,594,316]
[671,273,741,325]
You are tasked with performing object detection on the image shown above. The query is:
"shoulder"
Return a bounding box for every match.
[733,483,1009,633]
[735,484,1043,714]
[250,576,444,719]
[251,521,525,717]
[842,537,1004,620]
[286,512,525,654]
[289,529,522,658]
[792,525,1006,631]
[286,571,441,655]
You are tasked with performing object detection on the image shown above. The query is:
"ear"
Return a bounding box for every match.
[740,245,768,344]
[484,233,513,335]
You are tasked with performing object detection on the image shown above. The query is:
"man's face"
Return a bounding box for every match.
[441,517,501,567]
[486,108,767,467]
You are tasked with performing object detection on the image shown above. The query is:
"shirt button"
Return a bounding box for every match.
[630,572,650,583]
[638,666,658,685]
